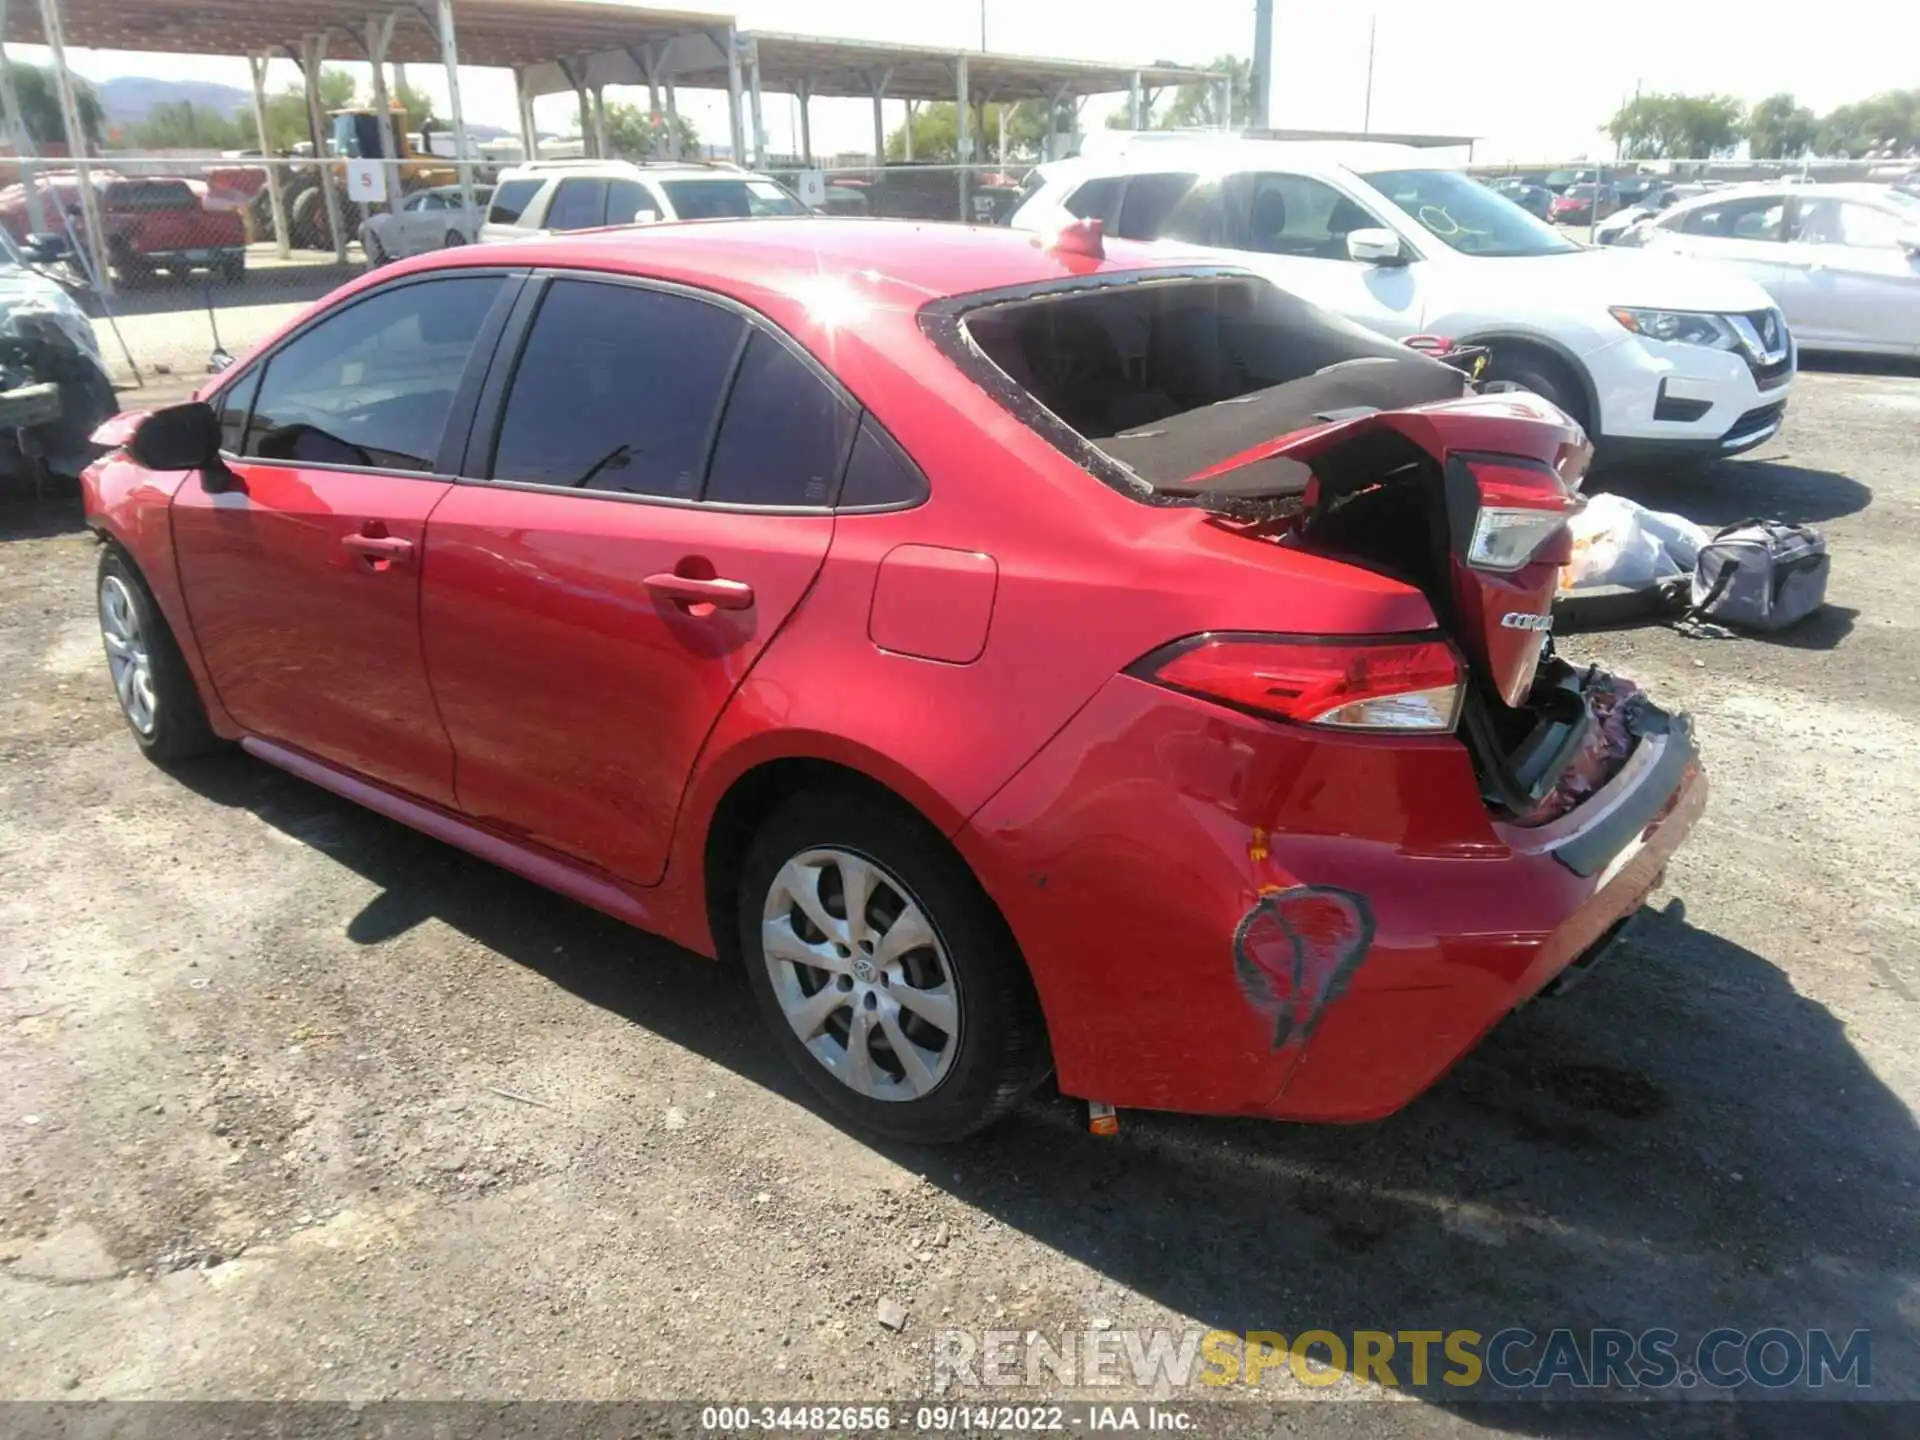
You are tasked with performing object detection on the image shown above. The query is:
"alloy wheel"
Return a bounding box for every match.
[99,573,157,736]
[761,848,960,1102]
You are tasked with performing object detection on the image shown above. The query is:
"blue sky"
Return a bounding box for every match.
[10,0,1915,162]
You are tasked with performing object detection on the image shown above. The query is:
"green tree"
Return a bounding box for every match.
[258,67,359,153]
[1606,92,1744,158]
[886,102,1046,162]
[603,100,699,158]
[393,80,435,135]
[1815,89,1918,157]
[1,60,104,147]
[1746,94,1818,159]
[126,100,248,150]
[1156,55,1249,130]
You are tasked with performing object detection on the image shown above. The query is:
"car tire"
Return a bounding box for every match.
[441,230,467,248]
[96,547,225,767]
[362,229,387,267]
[1484,348,1592,434]
[220,254,245,284]
[738,786,1048,1144]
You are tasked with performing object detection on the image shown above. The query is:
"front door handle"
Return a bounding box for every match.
[643,572,755,610]
[342,533,414,566]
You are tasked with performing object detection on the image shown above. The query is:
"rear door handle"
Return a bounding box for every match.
[342,533,414,565]
[643,572,755,610]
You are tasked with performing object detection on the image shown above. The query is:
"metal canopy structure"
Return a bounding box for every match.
[668,33,1219,105]
[1,0,730,70]
[1,0,1229,286]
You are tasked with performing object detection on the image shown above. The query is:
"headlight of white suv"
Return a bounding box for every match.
[1607,307,1737,349]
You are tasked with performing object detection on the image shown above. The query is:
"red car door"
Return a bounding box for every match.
[422,277,853,884]
[170,274,515,806]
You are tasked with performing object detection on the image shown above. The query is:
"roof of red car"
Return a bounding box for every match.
[418,217,1215,309]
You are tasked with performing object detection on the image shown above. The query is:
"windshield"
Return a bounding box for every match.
[660,178,806,219]
[1361,168,1578,258]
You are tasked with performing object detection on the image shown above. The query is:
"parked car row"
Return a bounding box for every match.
[1009,139,1798,464]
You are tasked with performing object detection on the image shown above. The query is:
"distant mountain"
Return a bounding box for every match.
[96,76,251,127]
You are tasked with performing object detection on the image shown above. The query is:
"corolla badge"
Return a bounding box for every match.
[1500,612,1555,631]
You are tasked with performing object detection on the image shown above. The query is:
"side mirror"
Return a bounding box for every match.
[634,208,660,225]
[126,401,231,489]
[22,232,69,261]
[1346,227,1405,265]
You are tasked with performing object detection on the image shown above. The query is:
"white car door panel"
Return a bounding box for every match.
[1781,199,1920,354]
[1650,193,1791,311]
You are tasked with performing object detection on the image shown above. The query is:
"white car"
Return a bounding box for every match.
[1011,141,1796,464]
[1594,183,1708,246]
[1637,183,1920,357]
[359,184,492,266]
[480,160,806,242]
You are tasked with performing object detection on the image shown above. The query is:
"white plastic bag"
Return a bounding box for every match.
[1560,492,1710,593]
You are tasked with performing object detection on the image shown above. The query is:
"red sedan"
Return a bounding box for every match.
[82,219,1705,1143]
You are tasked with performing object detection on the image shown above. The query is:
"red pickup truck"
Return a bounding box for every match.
[98,178,246,285]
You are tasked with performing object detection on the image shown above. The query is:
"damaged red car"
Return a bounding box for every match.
[82,219,1705,1143]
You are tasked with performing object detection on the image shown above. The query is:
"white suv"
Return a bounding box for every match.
[480,160,807,242]
[1011,140,1796,465]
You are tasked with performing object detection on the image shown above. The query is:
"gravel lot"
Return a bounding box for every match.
[2,365,1916,1436]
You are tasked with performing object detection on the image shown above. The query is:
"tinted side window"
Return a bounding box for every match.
[1116,172,1198,240]
[704,332,857,507]
[1239,174,1380,259]
[546,177,608,231]
[215,366,261,454]
[244,276,504,472]
[1680,196,1785,240]
[838,420,928,509]
[1160,177,1230,246]
[605,178,653,224]
[1797,200,1905,249]
[490,279,744,496]
[487,178,541,225]
[1065,177,1122,222]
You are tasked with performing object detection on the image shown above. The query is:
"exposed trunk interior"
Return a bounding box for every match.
[1285,425,1590,820]
[955,274,1589,821]
[960,275,1467,499]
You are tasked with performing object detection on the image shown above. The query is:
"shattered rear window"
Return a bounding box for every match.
[945,274,1465,502]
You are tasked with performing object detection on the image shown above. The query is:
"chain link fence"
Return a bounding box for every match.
[17,146,1901,388]
[0,152,1053,387]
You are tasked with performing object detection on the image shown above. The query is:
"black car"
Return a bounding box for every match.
[1489,177,1554,220]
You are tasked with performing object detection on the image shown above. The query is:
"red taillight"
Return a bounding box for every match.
[1133,634,1465,733]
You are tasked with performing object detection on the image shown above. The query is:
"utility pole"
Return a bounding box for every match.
[980,0,987,52]
[1362,16,1376,133]
[1250,0,1273,128]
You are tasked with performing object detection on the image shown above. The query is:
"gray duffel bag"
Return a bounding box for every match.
[1689,519,1829,631]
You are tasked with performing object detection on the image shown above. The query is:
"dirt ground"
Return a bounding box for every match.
[2,365,1916,1437]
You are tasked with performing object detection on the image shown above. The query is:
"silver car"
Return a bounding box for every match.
[1641,183,1920,357]
[359,185,492,266]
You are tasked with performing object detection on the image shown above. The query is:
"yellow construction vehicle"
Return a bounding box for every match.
[289,107,458,249]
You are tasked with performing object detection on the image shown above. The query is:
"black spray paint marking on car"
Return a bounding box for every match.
[1231,885,1376,1052]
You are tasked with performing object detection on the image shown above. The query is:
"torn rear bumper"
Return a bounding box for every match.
[958,672,1707,1124]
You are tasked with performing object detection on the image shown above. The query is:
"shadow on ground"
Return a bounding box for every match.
[1599,457,1872,527]
[0,493,85,540]
[168,748,1918,1430]
[1798,352,1920,380]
